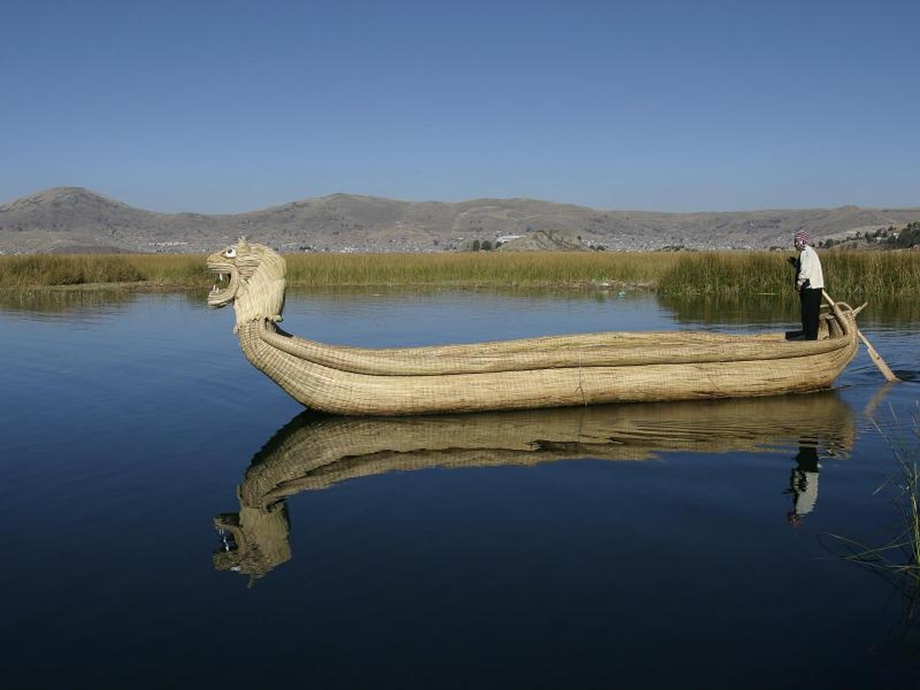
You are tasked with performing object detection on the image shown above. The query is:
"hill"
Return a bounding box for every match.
[1,186,918,254]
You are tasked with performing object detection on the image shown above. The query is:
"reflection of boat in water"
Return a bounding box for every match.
[206,240,860,415]
[214,393,855,581]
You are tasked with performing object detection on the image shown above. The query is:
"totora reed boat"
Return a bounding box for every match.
[207,239,860,416]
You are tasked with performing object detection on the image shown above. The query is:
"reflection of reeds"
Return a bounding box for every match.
[0,287,141,315]
[660,293,920,326]
[3,251,920,297]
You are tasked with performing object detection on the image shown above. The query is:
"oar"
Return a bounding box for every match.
[822,291,900,383]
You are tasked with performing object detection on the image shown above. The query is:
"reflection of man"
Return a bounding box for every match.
[786,444,820,526]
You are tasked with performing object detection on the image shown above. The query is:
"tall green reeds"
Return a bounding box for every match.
[823,252,920,298]
[0,254,143,288]
[2,249,919,295]
[283,251,679,288]
[657,250,920,298]
[0,253,207,289]
[124,253,209,287]
[656,252,790,296]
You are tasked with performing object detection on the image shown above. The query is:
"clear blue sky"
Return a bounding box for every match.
[2,0,918,213]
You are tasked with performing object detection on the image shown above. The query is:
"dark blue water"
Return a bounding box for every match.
[1,289,919,689]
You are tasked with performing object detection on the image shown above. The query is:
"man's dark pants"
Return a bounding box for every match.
[800,287,822,340]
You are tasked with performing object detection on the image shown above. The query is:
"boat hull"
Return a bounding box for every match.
[238,321,859,416]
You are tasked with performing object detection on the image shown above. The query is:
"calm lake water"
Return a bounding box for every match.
[1,288,919,689]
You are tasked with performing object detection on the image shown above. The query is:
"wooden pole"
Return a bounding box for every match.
[855,331,900,383]
[822,291,900,383]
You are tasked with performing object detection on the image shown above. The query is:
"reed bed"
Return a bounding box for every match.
[0,253,207,289]
[657,252,789,296]
[123,253,209,287]
[822,252,920,298]
[2,249,919,296]
[0,254,143,288]
[657,250,920,298]
[283,251,678,288]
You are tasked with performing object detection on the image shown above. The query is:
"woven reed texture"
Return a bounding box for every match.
[209,240,860,416]
[259,323,847,374]
[239,318,858,414]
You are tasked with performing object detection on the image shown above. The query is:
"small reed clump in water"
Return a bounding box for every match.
[824,405,920,585]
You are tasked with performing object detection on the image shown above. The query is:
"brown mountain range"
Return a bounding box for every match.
[1,186,918,254]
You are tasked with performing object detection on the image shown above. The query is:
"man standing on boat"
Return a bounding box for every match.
[793,229,824,340]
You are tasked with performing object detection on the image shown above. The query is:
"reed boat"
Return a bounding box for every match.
[207,239,860,416]
[213,394,855,580]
